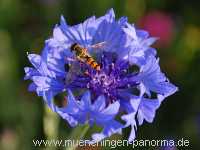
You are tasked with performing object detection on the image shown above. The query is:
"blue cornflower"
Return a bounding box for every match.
[24,8,178,142]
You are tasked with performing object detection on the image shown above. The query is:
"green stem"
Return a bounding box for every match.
[66,124,90,150]
[43,105,59,150]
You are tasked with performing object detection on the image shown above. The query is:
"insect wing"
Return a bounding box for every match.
[89,41,107,49]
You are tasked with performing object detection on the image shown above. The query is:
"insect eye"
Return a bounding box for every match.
[70,43,77,51]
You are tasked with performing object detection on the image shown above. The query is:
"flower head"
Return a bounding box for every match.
[69,52,139,102]
[24,8,178,142]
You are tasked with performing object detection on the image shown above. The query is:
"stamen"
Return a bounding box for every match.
[66,52,139,103]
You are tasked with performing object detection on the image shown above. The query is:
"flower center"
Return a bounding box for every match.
[66,52,139,102]
[88,71,118,99]
[92,73,115,87]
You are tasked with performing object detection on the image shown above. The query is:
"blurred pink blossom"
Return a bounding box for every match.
[139,11,174,48]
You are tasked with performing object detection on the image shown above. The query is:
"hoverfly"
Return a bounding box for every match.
[70,42,106,71]
[65,42,106,84]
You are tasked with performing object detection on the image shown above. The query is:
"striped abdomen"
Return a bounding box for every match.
[85,55,101,71]
[70,43,101,71]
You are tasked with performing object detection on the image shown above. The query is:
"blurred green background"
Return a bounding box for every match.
[0,0,200,149]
